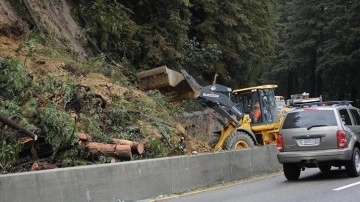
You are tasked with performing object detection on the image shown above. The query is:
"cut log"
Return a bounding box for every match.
[18,136,34,144]
[31,162,57,171]
[85,142,132,161]
[78,132,91,142]
[112,138,144,155]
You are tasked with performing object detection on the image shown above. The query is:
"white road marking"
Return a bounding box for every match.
[333,181,360,191]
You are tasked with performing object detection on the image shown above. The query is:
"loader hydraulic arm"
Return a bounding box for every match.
[197,84,244,127]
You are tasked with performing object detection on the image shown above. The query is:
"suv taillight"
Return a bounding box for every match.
[277,134,284,152]
[337,130,347,148]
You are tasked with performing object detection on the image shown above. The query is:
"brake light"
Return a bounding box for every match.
[337,130,347,148]
[277,134,284,152]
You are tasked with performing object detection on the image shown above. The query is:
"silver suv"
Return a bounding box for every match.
[277,101,360,180]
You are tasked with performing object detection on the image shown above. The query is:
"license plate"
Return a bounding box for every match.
[302,138,316,145]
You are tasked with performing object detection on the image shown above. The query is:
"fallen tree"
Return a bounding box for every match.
[83,142,132,161]
[0,114,38,141]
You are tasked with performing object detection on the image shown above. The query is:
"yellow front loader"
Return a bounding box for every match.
[137,66,287,151]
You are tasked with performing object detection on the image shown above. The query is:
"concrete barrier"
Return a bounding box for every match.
[0,145,281,202]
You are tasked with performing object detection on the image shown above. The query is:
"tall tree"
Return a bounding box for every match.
[264,0,327,99]
[317,0,360,102]
[131,0,192,70]
[189,0,277,87]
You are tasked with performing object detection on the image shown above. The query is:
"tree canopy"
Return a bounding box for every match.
[264,0,360,104]
[76,0,360,104]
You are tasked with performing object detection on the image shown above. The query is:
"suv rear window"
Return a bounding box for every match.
[282,110,337,129]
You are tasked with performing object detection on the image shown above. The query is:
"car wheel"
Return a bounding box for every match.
[346,147,360,177]
[223,132,254,150]
[318,164,331,172]
[283,163,301,180]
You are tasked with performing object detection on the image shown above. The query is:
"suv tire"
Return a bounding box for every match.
[283,163,301,180]
[223,132,254,150]
[346,147,360,177]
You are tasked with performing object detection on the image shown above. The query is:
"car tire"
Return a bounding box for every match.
[223,132,254,150]
[318,164,331,172]
[345,147,360,177]
[283,163,301,180]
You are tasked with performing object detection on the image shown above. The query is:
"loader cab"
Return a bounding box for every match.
[232,85,278,124]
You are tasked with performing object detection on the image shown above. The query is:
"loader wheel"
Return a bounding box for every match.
[223,132,254,150]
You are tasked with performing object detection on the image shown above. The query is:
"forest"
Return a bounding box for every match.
[0,0,359,173]
[68,0,360,104]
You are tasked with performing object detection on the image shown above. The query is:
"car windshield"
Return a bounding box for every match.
[282,110,337,129]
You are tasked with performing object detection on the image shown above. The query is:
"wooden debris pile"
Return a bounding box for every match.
[0,114,145,172]
[28,134,145,171]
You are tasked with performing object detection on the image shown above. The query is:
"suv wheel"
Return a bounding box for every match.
[283,163,301,180]
[346,147,360,177]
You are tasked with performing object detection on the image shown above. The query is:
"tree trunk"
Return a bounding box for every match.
[78,132,91,142]
[111,138,144,155]
[0,114,38,140]
[31,162,57,171]
[85,142,132,161]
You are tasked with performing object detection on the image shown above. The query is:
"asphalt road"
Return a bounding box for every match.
[146,167,360,202]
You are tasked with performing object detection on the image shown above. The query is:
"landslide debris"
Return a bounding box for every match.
[0,0,216,173]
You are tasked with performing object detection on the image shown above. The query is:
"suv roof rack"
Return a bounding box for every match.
[293,101,353,108]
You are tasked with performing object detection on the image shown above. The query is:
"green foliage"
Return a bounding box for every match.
[155,122,171,141]
[177,100,205,112]
[180,37,222,77]
[0,59,38,131]
[0,57,31,98]
[39,105,77,153]
[21,97,38,118]
[57,147,85,167]
[61,82,75,109]
[0,100,21,117]
[79,114,110,143]
[0,101,38,138]
[189,0,278,86]
[97,156,113,164]
[134,0,191,68]
[82,0,139,62]
[146,137,166,158]
[142,90,171,117]
[0,137,21,170]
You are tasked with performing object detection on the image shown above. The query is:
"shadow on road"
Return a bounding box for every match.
[284,168,351,183]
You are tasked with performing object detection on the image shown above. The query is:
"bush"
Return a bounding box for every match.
[39,105,77,154]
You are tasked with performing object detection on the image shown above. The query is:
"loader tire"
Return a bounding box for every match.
[223,132,254,150]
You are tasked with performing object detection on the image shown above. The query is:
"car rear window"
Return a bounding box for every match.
[282,110,337,129]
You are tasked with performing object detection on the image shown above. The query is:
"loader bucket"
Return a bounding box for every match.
[137,66,202,101]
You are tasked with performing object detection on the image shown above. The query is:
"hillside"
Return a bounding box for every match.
[0,0,218,173]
